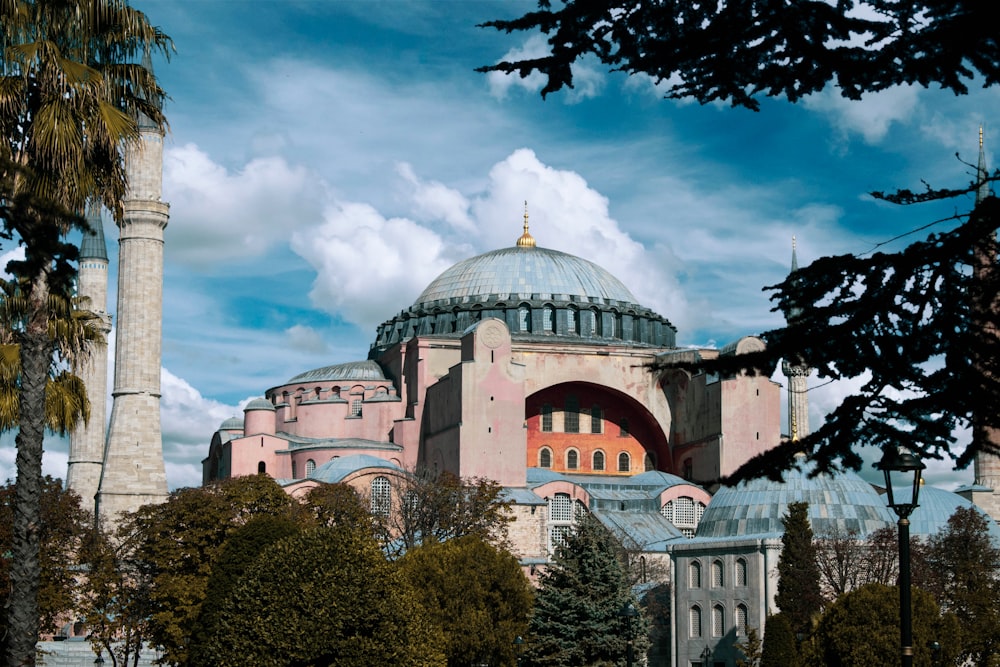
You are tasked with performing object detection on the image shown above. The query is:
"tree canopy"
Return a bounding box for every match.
[524,513,648,667]
[399,535,533,667]
[479,0,1000,111]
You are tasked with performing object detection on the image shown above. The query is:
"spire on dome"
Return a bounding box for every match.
[977,125,992,204]
[516,200,536,248]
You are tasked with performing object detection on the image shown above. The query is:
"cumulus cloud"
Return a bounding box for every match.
[395,163,476,233]
[804,84,920,144]
[160,367,244,489]
[290,201,459,331]
[163,144,326,268]
[284,324,329,354]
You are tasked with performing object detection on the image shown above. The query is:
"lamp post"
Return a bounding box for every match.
[701,645,712,667]
[513,635,524,667]
[878,445,925,667]
[618,601,639,667]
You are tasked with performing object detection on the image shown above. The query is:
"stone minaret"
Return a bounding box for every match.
[781,237,811,441]
[67,205,113,510]
[972,126,1000,490]
[96,50,169,524]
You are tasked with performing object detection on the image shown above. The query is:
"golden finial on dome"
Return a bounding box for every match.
[516,200,536,248]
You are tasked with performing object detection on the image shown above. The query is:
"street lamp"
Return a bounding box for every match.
[701,645,712,667]
[878,445,925,667]
[618,601,639,667]
[513,635,524,667]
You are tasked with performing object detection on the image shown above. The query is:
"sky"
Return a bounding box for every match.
[2,0,997,492]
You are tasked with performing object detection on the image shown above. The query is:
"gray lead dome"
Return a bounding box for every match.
[415,246,637,307]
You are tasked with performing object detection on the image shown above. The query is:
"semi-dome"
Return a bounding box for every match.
[218,417,244,432]
[696,455,895,539]
[286,360,387,384]
[414,246,638,308]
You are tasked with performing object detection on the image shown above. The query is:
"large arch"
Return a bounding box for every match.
[525,381,671,475]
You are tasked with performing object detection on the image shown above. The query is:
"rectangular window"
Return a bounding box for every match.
[564,396,579,433]
[351,399,362,416]
[591,405,603,433]
[541,404,553,432]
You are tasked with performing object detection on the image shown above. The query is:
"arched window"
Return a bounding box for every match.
[689,561,701,588]
[590,405,603,434]
[712,560,724,587]
[539,447,552,468]
[257,461,266,474]
[644,452,655,471]
[712,605,725,637]
[591,308,602,336]
[564,395,580,433]
[566,449,579,470]
[568,307,579,334]
[518,305,531,332]
[541,404,553,432]
[689,606,702,638]
[593,450,605,471]
[736,604,748,637]
[542,305,554,332]
[305,459,316,478]
[618,452,630,472]
[662,496,706,538]
[735,558,748,587]
[371,476,391,517]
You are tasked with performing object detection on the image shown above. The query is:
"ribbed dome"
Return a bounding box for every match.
[414,246,637,308]
[219,417,244,431]
[244,397,275,412]
[287,360,386,384]
[696,455,895,538]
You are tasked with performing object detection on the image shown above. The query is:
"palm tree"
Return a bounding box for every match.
[0,1,170,663]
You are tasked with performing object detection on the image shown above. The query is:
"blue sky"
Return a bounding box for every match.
[2,0,997,491]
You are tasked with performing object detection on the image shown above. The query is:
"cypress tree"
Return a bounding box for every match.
[775,502,822,637]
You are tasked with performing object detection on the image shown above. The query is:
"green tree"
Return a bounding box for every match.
[376,469,513,559]
[759,614,795,667]
[124,475,296,665]
[480,0,1000,484]
[813,583,960,667]
[479,1,999,110]
[200,525,446,667]
[398,535,533,667]
[188,514,305,667]
[525,514,649,667]
[775,502,822,639]
[736,627,763,667]
[920,507,1000,666]
[301,482,374,533]
[0,0,170,662]
[0,477,89,650]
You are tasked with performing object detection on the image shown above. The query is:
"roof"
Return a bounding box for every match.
[287,360,387,384]
[414,245,638,308]
[79,206,108,261]
[244,397,275,411]
[593,509,686,550]
[309,454,403,483]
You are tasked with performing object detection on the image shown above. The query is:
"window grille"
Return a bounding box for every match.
[736,559,748,587]
[351,399,362,416]
[736,604,748,637]
[712,605,725,637]
[371,476,391,517]
[549,494,572,522]
[305,459,316,478]
[690,606,702,637]
[689,561,701,588]
[541,404,553,432]
[712,560,724,587]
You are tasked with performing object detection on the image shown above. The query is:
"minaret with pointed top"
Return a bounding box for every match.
[97,49,169,524]
[972,125,1000,491]
[781,237,811,441]
[67,205,113,508]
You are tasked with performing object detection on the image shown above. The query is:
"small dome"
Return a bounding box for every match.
[906,485,1000,544]
[244,397,275,412]
[287,360,386,384]
[219,417,244,432]
[696,455,895,539]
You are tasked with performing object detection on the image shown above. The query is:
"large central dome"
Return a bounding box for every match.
[414,246,637,308]
[370,222,676,354]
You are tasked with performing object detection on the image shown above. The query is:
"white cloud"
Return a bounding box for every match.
[284,325,329,354]
[804,84,920,144]
[395,163,476,233]
[163,143,326,268]
[290,201,458,332]
[160,367,244,489]
[486,34,550,99]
